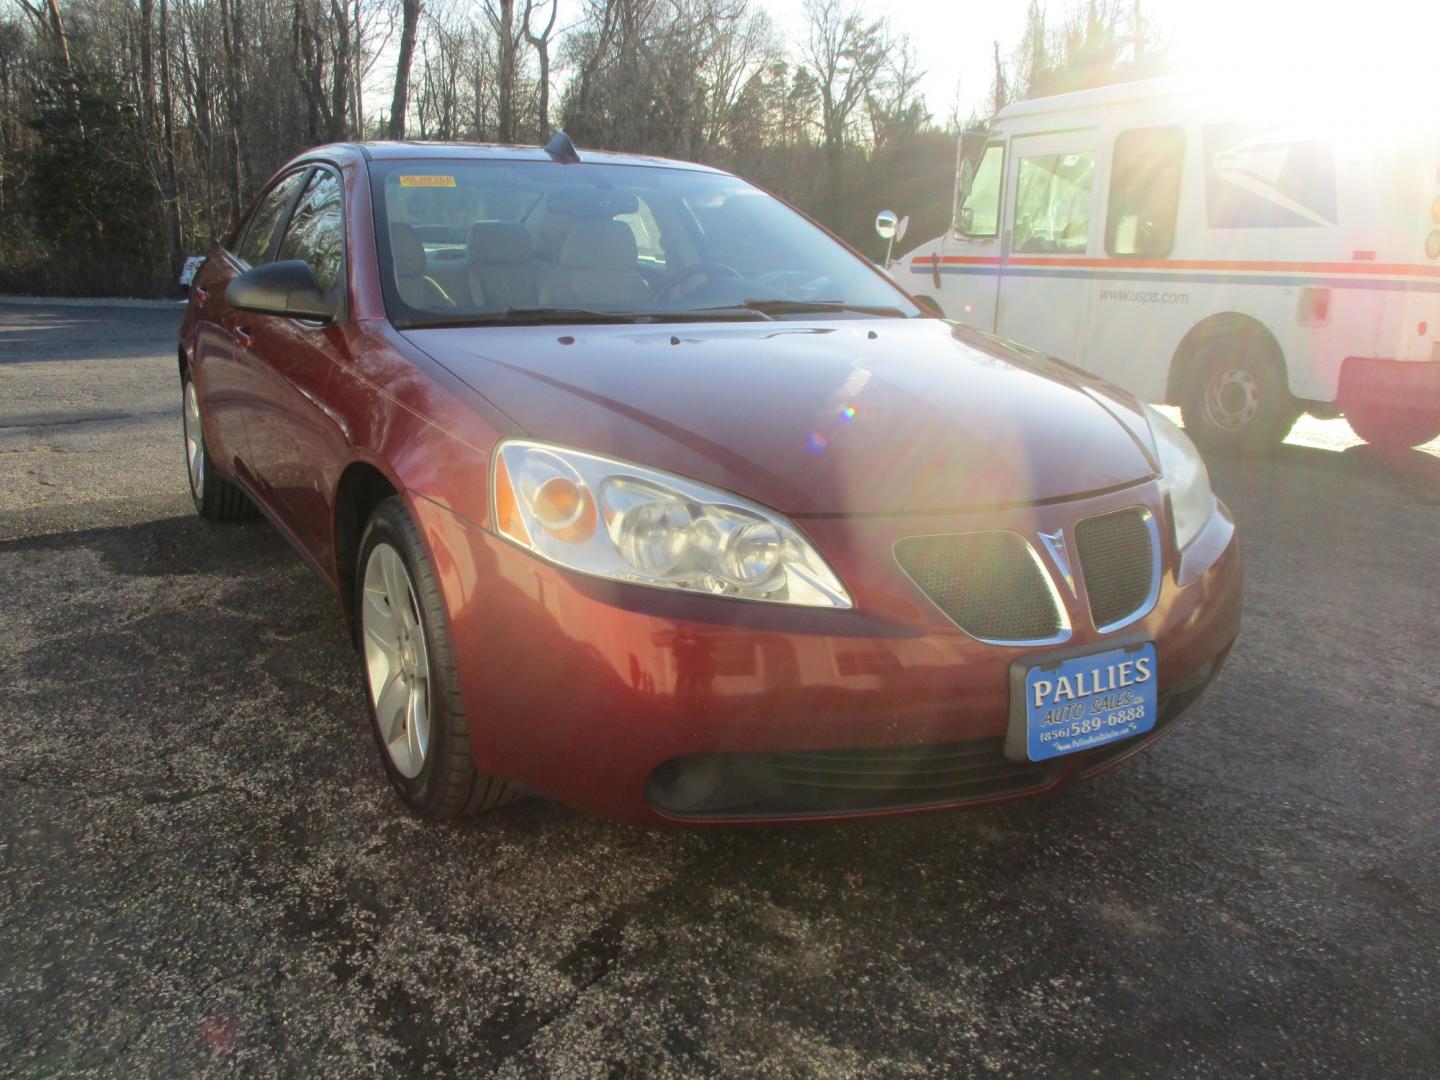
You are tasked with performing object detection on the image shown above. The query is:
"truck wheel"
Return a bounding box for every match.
[1345,403,1440,451]
[1180,332,1297,455]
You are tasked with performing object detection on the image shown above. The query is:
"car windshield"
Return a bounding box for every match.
[370,158,919,327]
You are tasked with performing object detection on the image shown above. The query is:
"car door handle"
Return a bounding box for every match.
[233,325,254,349]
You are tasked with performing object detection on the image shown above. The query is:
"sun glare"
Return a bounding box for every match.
[1170,0,1440,146]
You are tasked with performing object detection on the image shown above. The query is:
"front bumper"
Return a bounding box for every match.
[1338,356,1440,415]
[411,482,1242,826]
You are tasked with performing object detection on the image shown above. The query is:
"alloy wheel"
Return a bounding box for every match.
[361,542,432,779]
[183,380,206,497]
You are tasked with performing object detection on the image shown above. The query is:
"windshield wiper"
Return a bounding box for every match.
[395,307,643,329]
[402,306,779,329]
[722,299,912,319]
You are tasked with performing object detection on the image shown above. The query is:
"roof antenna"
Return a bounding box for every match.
[544,131,581,164]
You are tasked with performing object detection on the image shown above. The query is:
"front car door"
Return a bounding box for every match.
[239,165,350,565]
[193,168,310,484]
[995,131,1100,364]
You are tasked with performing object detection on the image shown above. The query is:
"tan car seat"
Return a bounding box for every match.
[467,222,539,311]
[538,219,651,309]
[391,224,468,311]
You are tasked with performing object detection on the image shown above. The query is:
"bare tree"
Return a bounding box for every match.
[388,0,421,138]
[484,0,523,142]
[800,0,889,153]
[522,0,557,136]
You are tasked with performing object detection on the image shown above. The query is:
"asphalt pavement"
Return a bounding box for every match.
[2,299,1438,1078]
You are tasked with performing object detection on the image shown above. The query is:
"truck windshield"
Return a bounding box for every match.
[370,159,918,327]
[956,144,1004,237]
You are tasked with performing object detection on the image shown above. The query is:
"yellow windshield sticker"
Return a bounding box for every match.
[399,175,456,188]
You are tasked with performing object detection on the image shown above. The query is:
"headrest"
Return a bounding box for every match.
[545,187,639,218]
[559,219,638,271]
[390,223,426,276]
[467,221,533,265]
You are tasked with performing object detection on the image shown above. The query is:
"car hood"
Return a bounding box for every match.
[402,319,1156,516]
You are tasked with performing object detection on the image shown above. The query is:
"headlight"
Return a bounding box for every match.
[491,440,852,609]
[1142,405,1215,550]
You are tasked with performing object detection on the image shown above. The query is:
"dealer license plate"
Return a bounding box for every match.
[1018,642,1157,762]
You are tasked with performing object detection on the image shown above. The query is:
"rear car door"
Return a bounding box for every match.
[995,132,1099,364]
[238,166,350,565]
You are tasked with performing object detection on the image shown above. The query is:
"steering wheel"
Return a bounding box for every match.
[655,261,743,302]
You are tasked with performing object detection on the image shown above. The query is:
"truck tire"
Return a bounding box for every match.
[1180,331,1298,455]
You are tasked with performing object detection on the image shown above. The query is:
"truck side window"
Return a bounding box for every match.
[1013,151,1095,254]
[957,144,1004,237]
[1107,126,1184,257]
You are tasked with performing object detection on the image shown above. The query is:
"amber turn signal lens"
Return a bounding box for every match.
[493,453,530,544]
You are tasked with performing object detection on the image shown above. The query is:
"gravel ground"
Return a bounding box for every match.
[1,300,1438,1078]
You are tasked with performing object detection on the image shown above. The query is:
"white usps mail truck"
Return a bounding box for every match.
[893,78,1440,452]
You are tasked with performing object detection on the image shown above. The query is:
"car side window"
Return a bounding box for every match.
[277,169,345,296]
[234,170,309,268]
[1012,151,1095,254]
[1107,125,1184,257]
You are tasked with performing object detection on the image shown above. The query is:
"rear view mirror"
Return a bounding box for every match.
[896,215,910,243]
[875,210,899,240]
[226,260,336,322]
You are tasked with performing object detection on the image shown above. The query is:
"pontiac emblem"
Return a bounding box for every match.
[1039,530,1077,597]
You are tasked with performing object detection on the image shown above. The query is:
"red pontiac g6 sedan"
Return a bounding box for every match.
[178,137,1241,825]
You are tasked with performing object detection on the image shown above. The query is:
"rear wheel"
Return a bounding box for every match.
[356,498,515,819]
[1180,332,1298,455]
[1345,402,1440,451]
[182,372,254,521]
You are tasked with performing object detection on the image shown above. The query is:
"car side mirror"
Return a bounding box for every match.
[226,260,336,322]
[912,294,945,319]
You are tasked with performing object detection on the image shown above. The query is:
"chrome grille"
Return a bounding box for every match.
[894,532,1063,643]
[1076,507,1159,631]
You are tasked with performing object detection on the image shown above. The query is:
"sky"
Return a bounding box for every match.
[369,0,1440,139]
[752,0,1440,127]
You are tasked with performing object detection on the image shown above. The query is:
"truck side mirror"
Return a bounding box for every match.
[875,210,898,240]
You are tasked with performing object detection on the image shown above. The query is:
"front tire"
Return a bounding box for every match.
[1180,332,1298,455]
[1345,402,1440,451]
[182,371,254,521]
[356,498,514,819]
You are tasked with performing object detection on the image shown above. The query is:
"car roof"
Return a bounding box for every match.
[292,140,729,175]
